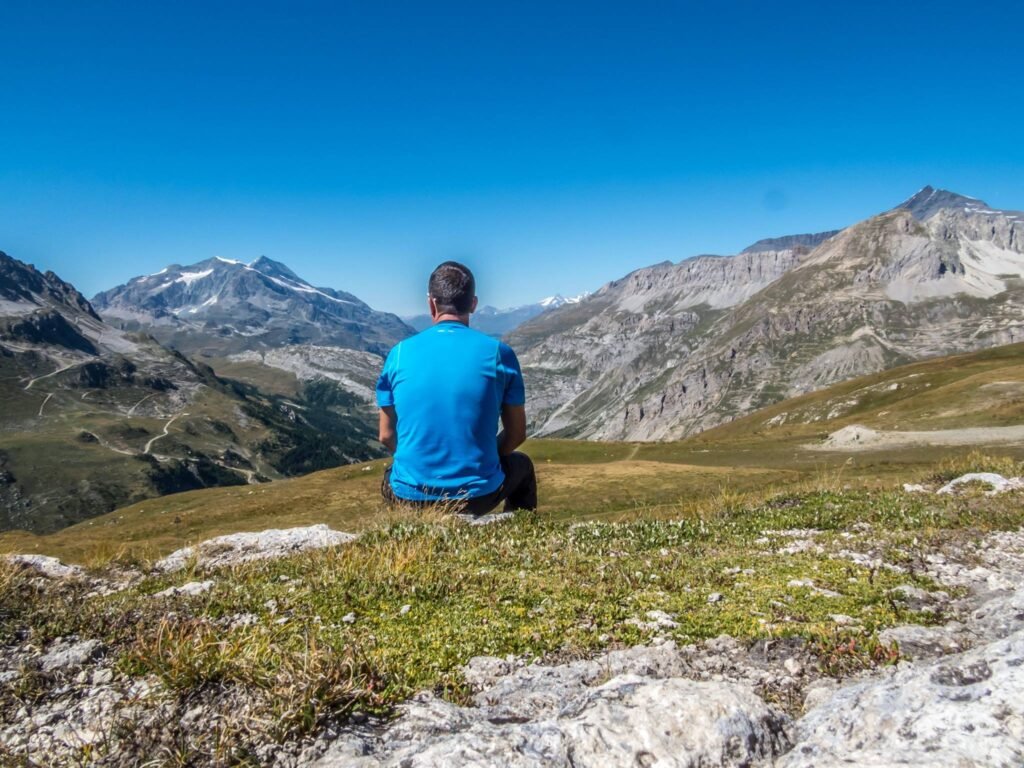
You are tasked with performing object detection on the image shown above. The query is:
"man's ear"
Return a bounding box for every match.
[428,296,438,320]
[470,296,478,314]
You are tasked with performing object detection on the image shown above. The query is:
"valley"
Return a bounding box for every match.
[3,185,1024,542]
[5,340,1024,564]
[0,253,386,533]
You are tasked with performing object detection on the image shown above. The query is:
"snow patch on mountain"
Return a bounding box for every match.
[175,269,214,287]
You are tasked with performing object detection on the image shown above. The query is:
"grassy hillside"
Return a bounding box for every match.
[690,341,1024,446]
[0,346,384,533]
[4,342,1024,564]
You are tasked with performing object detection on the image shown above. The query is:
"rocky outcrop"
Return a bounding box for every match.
[781,626,1024,768]
[5,554,86,580]
[301,527,1024,767]
[4,525,1024,767]
[312,642,794,767]
[155,524,358,572]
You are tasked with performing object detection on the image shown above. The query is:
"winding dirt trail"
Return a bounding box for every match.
[144,413,188,454]
[23,361,78,391]
[127,393,156,416]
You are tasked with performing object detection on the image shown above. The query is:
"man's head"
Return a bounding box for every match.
[428,261,477,321]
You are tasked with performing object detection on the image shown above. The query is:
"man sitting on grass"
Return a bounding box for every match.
[375,261,538,514]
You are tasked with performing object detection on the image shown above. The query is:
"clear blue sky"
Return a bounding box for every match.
[2,1,1022,315]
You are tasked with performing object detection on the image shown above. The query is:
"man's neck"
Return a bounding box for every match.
[433,313,470,326]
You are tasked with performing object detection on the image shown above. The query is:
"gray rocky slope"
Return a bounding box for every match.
[93,256,413,358]
[509,187,1024,440]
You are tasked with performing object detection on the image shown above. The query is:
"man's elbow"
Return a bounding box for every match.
[508,426,527,451]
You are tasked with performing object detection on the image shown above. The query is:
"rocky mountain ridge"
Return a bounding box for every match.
[511,187,1024,440]
[93,256,413,358]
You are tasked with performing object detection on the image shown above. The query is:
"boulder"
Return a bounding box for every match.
[937,472,1024,495]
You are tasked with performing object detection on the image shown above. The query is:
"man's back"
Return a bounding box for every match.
[376,320,525,501]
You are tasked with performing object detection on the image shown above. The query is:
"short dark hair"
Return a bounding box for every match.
[428,261,476,315]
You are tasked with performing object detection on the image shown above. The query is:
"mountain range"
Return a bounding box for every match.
[2,184,1023,533]
[509,187,1024,439]
[404,294,589,337]
[0,252,385,532]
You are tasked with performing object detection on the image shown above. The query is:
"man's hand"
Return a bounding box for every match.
[498,403,527,456]
[379,406,397,453]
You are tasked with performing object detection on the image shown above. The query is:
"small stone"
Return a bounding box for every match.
[40,639,104,673]
[91,668,114,686]
[342,612,356,624]
[399,604,411,616]
[645,610,679,628]
[707,592,724,604]
[152,580,214,599]
[783,658,804,677]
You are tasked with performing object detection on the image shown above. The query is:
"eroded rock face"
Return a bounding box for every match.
[313,673,791,767]
[155,524,357,572]
[780,628,1024,768]
[511,188,1024,441]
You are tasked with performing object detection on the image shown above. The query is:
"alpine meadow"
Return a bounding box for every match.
[3,3,1024,766]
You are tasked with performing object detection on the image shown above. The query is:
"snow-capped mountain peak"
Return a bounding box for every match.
[539,293,590,309]
[92,256,412,356]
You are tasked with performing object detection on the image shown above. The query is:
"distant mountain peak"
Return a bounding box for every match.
[897,186,994,220]
[92,255,411,357]
[538,293,589,309]
[248,256,301,281]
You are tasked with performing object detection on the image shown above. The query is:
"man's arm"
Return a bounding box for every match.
[498,403,526,456]
[379,406,397,453]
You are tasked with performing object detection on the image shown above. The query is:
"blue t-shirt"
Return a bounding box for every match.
[375,320,526,501]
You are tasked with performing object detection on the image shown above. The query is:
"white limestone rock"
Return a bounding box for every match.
[937,472,1024,495]
[155,524,357,572]
[152,580,215,598]
[780,628,1024,767]
[5,554,85,580]
[313,677,790,767]
[39,638,104,673]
